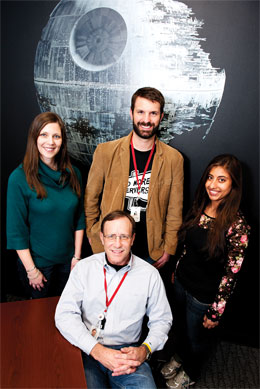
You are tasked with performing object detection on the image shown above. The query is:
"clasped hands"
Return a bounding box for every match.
[91,343,147,376]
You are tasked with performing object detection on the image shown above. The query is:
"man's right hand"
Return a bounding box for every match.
[90,344,141,376]
[153,251,170,269]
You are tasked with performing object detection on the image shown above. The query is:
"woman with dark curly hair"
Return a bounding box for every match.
[7,112,85,299]
[161,154,250,388]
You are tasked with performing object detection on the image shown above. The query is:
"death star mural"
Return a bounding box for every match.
[34,0,226,165]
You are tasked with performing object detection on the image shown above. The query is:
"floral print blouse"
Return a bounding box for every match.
[197,211,250,322]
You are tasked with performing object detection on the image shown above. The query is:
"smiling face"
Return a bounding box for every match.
[100,217,135,266]
[205,166,232,205]
[130,96,164,139]
[37,122,62,166]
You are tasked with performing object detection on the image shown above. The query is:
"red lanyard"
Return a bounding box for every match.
[103,267,128,312]
[131,137,155,195]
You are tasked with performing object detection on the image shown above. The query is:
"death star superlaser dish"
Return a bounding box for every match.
[34,0,226,164]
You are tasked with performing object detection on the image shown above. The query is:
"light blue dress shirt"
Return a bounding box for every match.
[55,252,172,355]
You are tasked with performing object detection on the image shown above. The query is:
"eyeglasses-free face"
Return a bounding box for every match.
[205,166,232,205]
[37,122,62,166]
[100,217,135,266]
[130,96,164,140]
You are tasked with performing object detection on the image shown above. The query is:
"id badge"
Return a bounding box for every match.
[130,207,141,222]
[90,325,100,339]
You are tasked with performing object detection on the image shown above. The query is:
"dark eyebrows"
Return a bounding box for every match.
[208,174,228,179]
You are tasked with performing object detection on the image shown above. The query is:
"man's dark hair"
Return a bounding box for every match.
[131,87,165,114]
[101,210,136,235]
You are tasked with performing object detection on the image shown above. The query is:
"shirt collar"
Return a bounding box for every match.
[103,253,133,272]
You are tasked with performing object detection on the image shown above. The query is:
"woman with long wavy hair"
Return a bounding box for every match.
[161,154,250,388]
[7,112,85,299]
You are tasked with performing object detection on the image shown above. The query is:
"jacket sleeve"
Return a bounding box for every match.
[163,153,184,255]
[84,145,105,237]
[206,214,250,322]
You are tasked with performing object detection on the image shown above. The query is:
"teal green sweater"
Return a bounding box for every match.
[6,161,86,267]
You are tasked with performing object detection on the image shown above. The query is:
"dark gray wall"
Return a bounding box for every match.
[1,1,259,346]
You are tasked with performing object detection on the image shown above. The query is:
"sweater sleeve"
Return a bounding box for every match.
[6,168,30,250]
[206,213,250,322]
[73,166,86,231]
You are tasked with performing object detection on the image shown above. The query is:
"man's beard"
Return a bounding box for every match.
[132,121,160,139]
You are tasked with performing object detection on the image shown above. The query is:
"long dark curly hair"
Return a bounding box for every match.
[178,154,243,258]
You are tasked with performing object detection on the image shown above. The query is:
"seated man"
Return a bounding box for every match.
[55,210,172,389]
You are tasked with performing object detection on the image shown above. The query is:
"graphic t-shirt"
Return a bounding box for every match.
[124,146,155,259]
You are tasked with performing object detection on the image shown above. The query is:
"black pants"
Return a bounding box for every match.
[17,259,70,299]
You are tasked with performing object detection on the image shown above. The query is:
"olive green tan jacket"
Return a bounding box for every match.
[85,131,184,260]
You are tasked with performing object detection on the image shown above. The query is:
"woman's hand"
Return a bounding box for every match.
[71,256,80,270]
[28,269,47,290]
[17,249,47,291]
[203,314,219,329]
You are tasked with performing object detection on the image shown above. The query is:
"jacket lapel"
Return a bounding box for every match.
[148,138,163,205]
[119,132,132,206]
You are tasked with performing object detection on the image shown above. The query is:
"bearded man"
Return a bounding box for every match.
[85,87,184,272]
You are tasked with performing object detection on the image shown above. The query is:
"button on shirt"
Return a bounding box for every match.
[55,252,172,355]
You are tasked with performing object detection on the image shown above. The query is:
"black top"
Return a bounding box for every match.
[176,215,225,304]
[124,147,155,259]
[106,255,127,271]
[175,211,250,321]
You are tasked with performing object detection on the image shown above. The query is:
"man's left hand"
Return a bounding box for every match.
[112,346,147,376]
[153,252,170,269]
